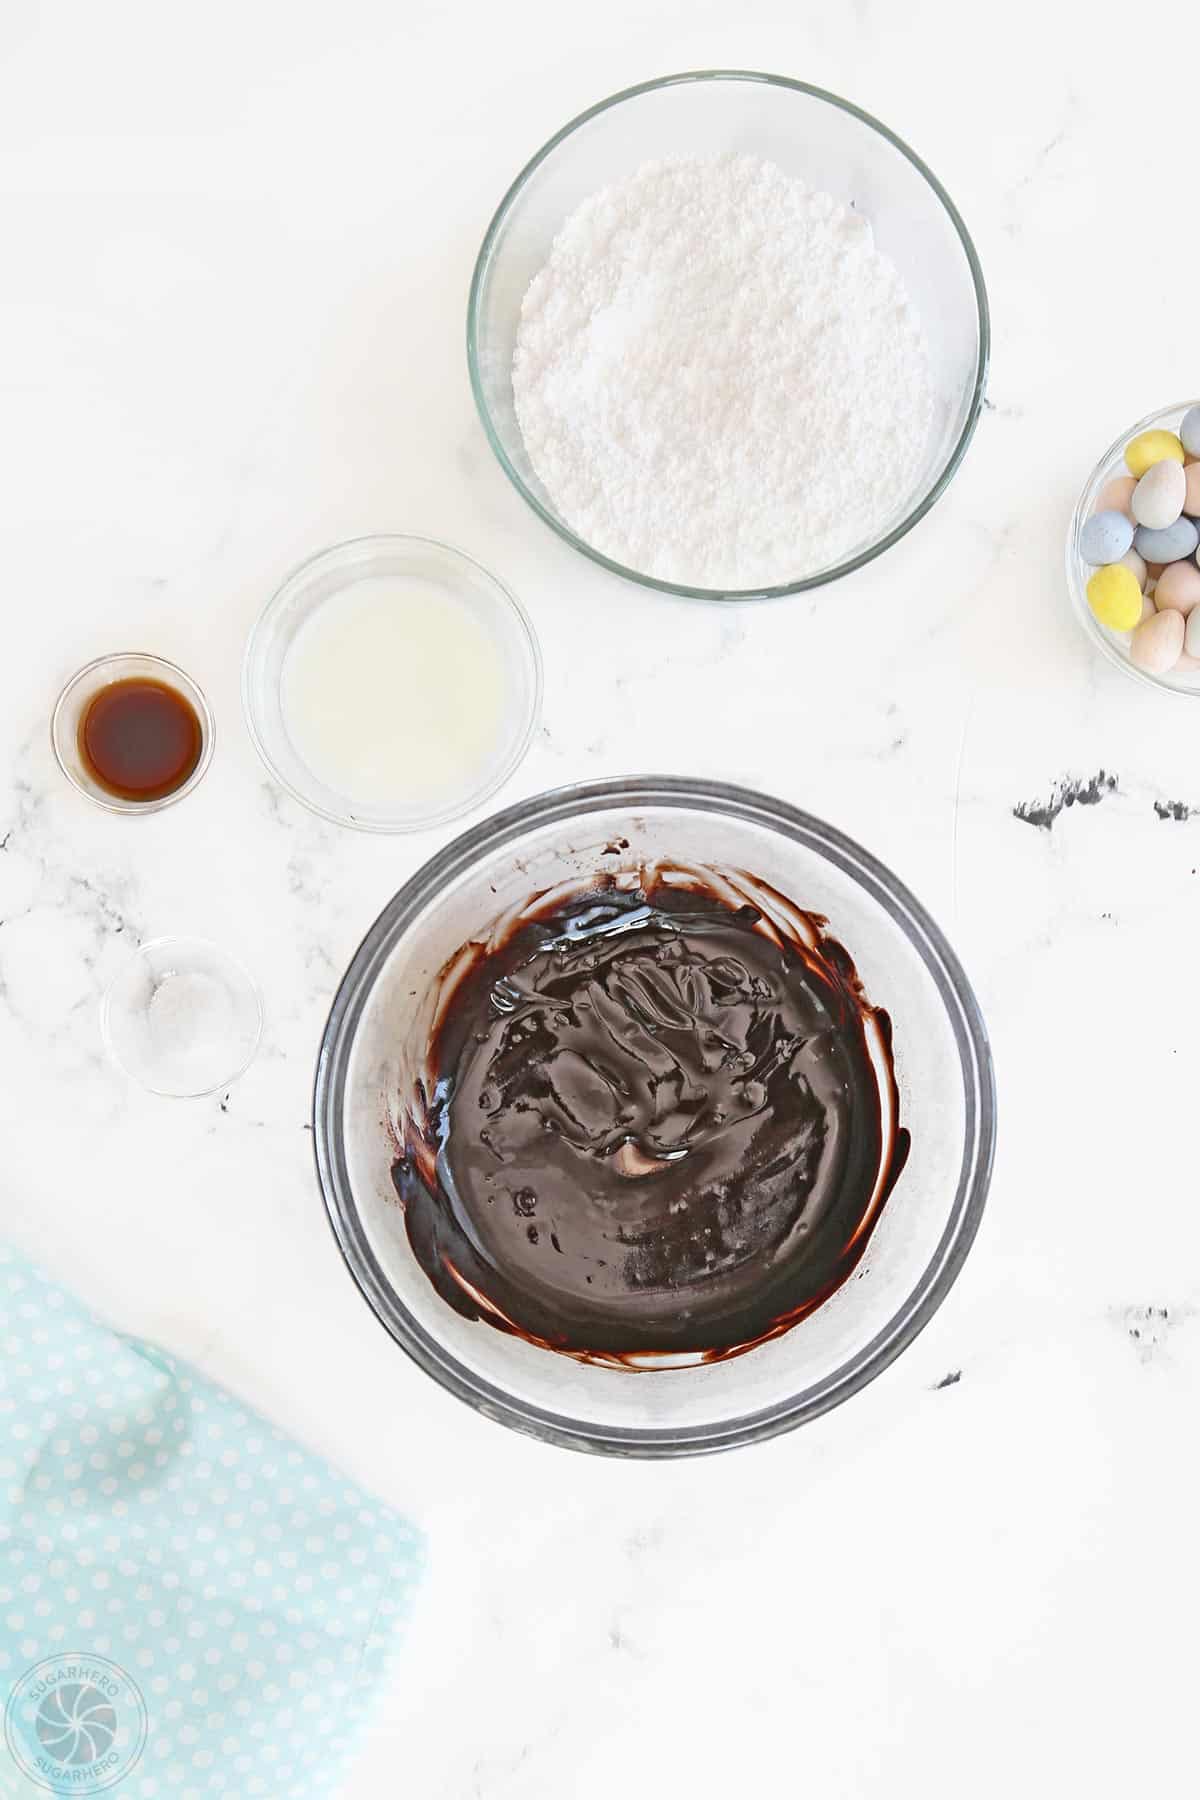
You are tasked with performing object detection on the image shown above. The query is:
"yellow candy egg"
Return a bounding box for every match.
[1125,429,1185,477]
[1086,563,1143,630]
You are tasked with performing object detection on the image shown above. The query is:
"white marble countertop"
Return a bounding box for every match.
[3,2,1198,1793]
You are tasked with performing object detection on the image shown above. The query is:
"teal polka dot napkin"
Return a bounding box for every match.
[0,1246,424,1798]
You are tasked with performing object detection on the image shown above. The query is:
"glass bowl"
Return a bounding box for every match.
[314,778,995,1456]
[242,535,543,832]
[102,937,263,1098]
[51,653,214,814]
[1067,399,1200,698]
[467,70,989,602]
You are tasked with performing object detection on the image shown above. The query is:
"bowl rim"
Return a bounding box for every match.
[312,776,997,1457]
[241,532,545,832]
[1067,399,1200,699]
[466,68,991,603]
[50,651,215,815]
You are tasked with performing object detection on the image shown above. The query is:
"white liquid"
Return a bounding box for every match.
[281,576,508,811]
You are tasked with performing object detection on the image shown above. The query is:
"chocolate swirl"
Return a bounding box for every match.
[393,872,908,1365]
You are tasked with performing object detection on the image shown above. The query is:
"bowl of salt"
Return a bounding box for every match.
[101,938,263,1098]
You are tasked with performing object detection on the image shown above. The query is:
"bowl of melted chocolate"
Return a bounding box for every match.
[315,778,994,1456]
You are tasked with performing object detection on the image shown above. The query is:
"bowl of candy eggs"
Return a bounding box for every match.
[1069,401,1200,696]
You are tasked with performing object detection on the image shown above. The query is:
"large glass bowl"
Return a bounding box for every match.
[314,779,995,1457]
[1067,400,1200,699]
[467,71,989,602]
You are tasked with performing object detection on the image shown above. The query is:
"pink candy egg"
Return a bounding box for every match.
[1186,608,1200,660]
[1120,547,1148,589]
[1185,463,1200,517]
[1096,475,1138,521]
[1131,607,1185,673]
[1151,560,1200,615]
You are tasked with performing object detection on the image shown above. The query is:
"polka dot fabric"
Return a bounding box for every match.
[0,1248,424,1797]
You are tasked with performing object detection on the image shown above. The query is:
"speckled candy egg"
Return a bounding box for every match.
[1133,516,1199,563]
[1086,563,1143,630]
[1150,559,1200,616]
[1181,406,1200,459]
[1119,546,1148,589]
[1131,607,1185,672]
[1132,459,1187,530]
[1126,429,1185,477]
[1080,509,1135,565]
[1096,474,1138,520]
[1183,462,1200,517]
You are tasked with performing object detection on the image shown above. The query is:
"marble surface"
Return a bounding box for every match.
[2,2,1198,1793]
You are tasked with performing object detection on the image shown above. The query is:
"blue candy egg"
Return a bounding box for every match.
[1134,516,1200,563]
[1181,405,1200,459]
[1080,508,1135,566]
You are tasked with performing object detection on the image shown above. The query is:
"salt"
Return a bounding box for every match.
[147,971,238,1088]
[512,153,936,590]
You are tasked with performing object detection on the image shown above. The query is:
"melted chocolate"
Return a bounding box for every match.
[392,874,908,1364]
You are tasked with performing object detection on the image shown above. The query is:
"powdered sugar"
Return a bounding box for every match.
[512,153,936,591]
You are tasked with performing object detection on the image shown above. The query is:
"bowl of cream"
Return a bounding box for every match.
[243,535,542,832]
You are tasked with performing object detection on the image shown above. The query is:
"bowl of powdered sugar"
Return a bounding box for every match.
[468,71,989,600]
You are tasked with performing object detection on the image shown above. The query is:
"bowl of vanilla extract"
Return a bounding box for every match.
[51,652,213,813]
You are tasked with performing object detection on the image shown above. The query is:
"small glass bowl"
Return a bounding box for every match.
[468,70,990,602]
[51,653,214,813]
[102,937,263,1098]
[1068,400,1200,698]
[243,535,543,833]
